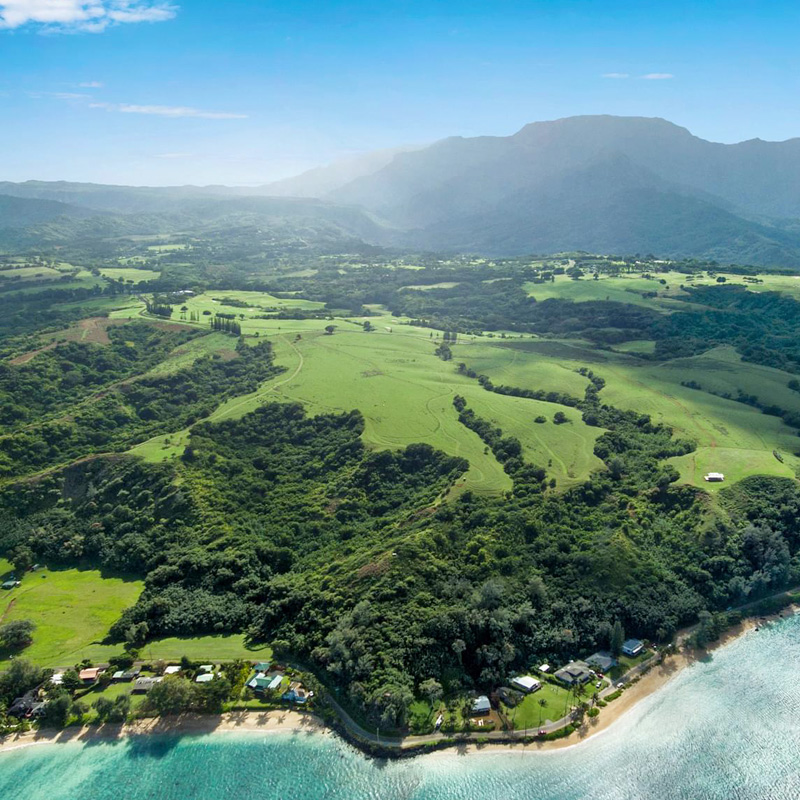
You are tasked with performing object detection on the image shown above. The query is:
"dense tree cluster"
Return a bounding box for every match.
[0,338,282,477]
[0,322,197,429]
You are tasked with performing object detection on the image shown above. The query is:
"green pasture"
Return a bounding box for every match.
[523,270,759,311]
[0,266,63,281]
[0,560,143,668]
[401,281,461,291]
[142,332,239,377]
[100,268,161,283]
[147,243,188,252]
[140,635,271,662]
[132,322,603,494]
[458,340,800,489]
[178,290,325,320]
[610,339,656,355]
[126,290,800,493]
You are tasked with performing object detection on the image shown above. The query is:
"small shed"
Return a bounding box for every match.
[538,664,551,673]
[704,472,725,482]
[471,695,491,716]
[510,675,541,694]
[133,677,163,693]
[164,666,182,675]
[195,672,215,683]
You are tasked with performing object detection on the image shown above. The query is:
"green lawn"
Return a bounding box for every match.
[608,649,653,679]
[0,560,143,668]
[506,682,575,729]
[139,635,271,662]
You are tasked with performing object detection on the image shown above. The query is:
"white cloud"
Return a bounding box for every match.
[0,1,177,32]
[602,73,629,79]
[78,81,104,88]
[90,102,247,119]
[640,73,674,80]
[28,90,91,99]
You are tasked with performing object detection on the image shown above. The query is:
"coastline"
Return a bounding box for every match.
[1,610,792,760]
[0,708,328,756]
[450,616,764,756]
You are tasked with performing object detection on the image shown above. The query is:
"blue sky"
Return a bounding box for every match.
[2,0,800,185]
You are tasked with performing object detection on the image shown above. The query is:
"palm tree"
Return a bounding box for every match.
[538,697,547,730]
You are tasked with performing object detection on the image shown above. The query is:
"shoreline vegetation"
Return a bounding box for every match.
[1,601,795,760]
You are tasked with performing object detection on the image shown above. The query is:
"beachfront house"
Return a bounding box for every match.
[164,666,181,675]
[586,652,617,672]
[195,672,216,683]
[247,674,272,692]
[471,695,491,716]
[510,675,541,694]
[8,695,36,718]
[622,639,645,657]
[282,681,310,703]
[554,661,593,686]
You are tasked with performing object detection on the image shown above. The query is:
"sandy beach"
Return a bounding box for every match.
[1,610,793,759]
[0,708,327,755]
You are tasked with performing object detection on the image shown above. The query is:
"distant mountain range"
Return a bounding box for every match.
[4,116,800,265]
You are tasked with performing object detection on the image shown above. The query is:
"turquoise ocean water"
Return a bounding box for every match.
[3,614,800,799]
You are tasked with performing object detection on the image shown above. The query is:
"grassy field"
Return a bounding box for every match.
[122,289,800,494]
[147,243,188,252]
[458,339,800,489]
[139,635,271,662]
[131,320,604,494]
[142,331,238,377]
[100,268,161,283]
[0,560,143,668]
[523,270,772,312]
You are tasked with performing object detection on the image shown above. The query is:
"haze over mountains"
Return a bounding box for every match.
[4,115,800,265]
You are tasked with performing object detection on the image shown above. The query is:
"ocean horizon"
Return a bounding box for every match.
[2,614,800,799]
